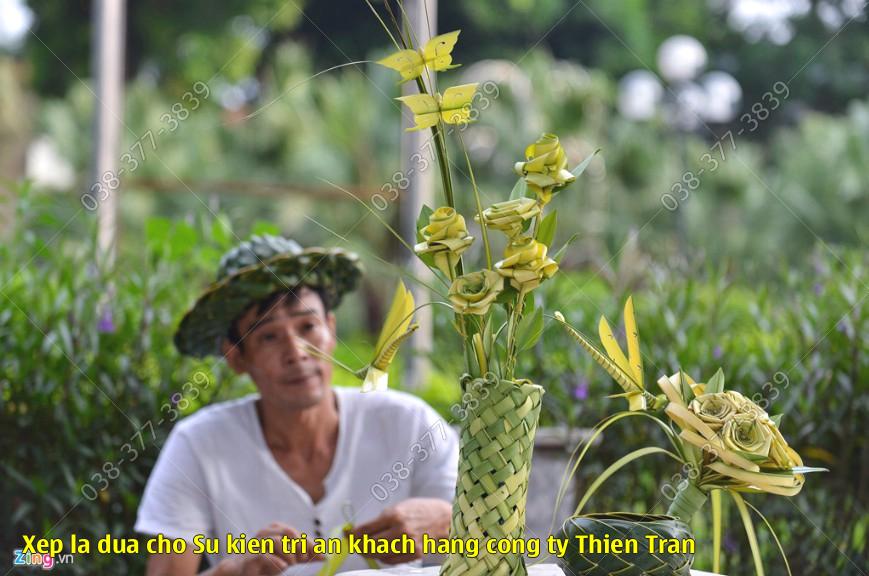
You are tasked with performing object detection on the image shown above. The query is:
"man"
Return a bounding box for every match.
[136,235,458,575]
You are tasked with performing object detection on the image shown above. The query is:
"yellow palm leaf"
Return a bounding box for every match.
[359,281,418,392]
[553,312,644,409]
[623,296,644,388]
[396,83,478,131]
[598,315,634,385]
[376,30,461,83]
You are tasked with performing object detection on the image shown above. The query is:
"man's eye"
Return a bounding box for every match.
[260,332,277,341]
[302,322,317,332]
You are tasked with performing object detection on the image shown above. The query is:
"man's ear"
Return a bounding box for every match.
[221,339,247,375]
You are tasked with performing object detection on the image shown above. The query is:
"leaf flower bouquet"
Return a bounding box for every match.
[552,299,825,576]
[303,4,597,574]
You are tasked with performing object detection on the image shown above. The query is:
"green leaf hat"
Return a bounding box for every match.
[174,234,363,358]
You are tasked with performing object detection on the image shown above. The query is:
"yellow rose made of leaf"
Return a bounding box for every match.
[690,392,739,431]
[476,197,541,238]
[448,270,504,315]
[722,412,774,459]
[414,207,474,278]
[766,419,804,469]
[494,236,558,292]
[514,133,576,205]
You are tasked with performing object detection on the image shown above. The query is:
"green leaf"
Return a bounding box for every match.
[553,233,580,263]
[770,414,783,427]
[509,177,527,200]
[170,221,197,259]
[517,306,544,352]
[731,492,765,576]
[575,446,680,514]
[145,217,171,246]
[252,220,281,236]
[679,369,695,404]
[706,368,725,394]
[571,148,600,178]
[416,204,433,242]
[712,490,723,574]
[537,210,557,248]
[211,215,233,248]
[495,284,519,305]
[743,499,793,576]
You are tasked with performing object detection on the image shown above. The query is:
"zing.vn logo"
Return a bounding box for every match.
[12,550,74,570]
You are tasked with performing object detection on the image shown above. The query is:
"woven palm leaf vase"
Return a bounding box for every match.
[440,375,543,576]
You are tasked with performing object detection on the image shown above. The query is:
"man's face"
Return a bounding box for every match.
[223,288,337,411]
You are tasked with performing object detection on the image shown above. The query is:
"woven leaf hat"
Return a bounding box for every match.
[174,234,363,358]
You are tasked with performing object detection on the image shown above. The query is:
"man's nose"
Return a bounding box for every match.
[284,330,310,361]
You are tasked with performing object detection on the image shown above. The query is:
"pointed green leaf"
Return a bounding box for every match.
[570,149,600,178]
[537,210,557,248]
[770,414,783,427]
[509,177,527,200]
[416,204,434,242]
[706,368,726,394]
[495,284,519,305]
[517,306,544,352]
[680,370,695,403]
[553,233,580,264]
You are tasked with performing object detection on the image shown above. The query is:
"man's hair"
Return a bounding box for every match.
[226,286,330,352]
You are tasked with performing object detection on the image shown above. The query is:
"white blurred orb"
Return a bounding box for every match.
[26,137,76,191]
[0,0,34,50]
[665,82,707,131]
[700,71,743,122]
[618,70,663,120]
[657,35,708,82]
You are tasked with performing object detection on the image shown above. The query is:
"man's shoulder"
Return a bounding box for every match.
[173,394,258,439]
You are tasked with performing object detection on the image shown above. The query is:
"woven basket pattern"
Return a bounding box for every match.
[440,377,543,576]
[556,513,694,576]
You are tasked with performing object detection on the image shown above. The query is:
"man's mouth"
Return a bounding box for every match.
[284,371,319,385]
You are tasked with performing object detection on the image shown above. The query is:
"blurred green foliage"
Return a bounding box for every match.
[23,1,869,117]
[3,186,864,573]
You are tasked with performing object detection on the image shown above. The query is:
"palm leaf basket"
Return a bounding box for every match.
[440,376,543,576]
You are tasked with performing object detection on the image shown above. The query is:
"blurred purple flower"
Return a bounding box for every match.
[97,307,116,334]
[572,378,589,400]
[713,345,723,359]
[813,283,824,296]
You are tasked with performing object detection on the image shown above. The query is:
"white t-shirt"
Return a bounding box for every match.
[135,387,459,573]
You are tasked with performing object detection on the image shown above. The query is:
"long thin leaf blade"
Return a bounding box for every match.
[598,315,635,385]
[712,489,723,573]
[553,312,638,394]
[623,296,644,389]
[745,499,792,576]
[575,447,680,514]
[570,148,600,178]
[731,492,765,576]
